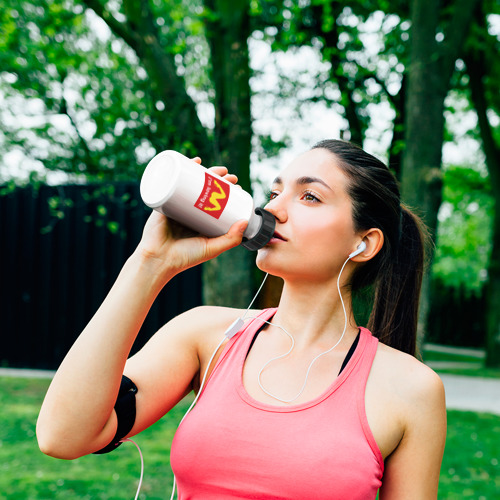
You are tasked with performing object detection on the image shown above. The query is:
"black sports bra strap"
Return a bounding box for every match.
[247,322,361,376]
[338,330,361,375]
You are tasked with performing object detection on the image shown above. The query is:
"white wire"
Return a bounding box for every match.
[257,255,351,403]
[241,272,269,320]
[169,272,269,499]
[120,438,144,500]
[169,333,228,500]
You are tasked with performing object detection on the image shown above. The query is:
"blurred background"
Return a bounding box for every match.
[0,0,499,498]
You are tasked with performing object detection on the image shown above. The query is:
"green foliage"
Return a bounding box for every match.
[250,1,411,146]
[433,165,493,294]
[1,0,498,315]
[0,0,146,179]
[254,133,290,162]
[0,0,212,183]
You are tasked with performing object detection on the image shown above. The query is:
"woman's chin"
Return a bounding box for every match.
[256,251,280,275]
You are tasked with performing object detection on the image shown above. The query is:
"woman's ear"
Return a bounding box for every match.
[350,228,384,262]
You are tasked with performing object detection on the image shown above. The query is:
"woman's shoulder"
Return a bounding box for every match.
[171,305,265,341]
[180,304,245,322]
[174,306,267,377]
[372,341,445,411]
[179,305,264,325]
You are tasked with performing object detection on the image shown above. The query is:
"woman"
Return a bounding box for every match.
[37,139,447,499]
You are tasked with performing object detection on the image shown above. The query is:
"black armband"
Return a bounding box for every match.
[94,375,138,455]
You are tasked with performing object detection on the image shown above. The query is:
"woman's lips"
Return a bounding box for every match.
[269,231,286,243]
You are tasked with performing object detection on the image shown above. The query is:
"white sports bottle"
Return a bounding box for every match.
[140,150,276,250]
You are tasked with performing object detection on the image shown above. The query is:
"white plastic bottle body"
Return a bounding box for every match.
[140,151,268,242]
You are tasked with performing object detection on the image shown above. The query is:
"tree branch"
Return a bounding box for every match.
[80,0,138,49]
[464,50,500,191]
[80,0,211,160]
[440,0,482,82]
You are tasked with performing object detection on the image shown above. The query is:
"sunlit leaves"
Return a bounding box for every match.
[0,0,214,182]
[433,165,493,294]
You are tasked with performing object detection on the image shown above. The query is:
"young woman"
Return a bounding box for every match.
[37,139,447,499]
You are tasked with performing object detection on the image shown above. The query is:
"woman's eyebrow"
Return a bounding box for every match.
[271,175,333,192]
[296,176,333,191]
[271,175,332,191]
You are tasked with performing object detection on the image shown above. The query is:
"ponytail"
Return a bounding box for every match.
[367,206,429,356]
[312,139,430,356]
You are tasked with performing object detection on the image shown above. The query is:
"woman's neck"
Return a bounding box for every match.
[271,278,359,349]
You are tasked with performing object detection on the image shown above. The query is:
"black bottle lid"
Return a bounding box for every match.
[241,207,276,251]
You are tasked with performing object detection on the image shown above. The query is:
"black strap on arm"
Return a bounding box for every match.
[94,375,138,455]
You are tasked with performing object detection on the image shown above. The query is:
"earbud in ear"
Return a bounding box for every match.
[349,241,367,259]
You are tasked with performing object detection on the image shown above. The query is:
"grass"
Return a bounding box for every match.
[433,367,500,379]
[442,411,500,499]
[0,377,183,499]
[1,376,499,499]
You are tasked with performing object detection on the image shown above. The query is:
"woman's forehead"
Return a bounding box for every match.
[275,148,349,188]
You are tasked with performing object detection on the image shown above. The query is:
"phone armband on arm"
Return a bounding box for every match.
[94,375,138,454]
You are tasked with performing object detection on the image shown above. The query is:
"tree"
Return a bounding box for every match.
[0,0,210,179]
[0,0,256,306]
[254,0,498,353]
[463,1,500,366]
[2,0,498,335]
[199,0,255,305]
[401,0,482,345]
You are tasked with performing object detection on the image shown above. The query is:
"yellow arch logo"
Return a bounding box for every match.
[195,173,230,219]
[204,180,227,212]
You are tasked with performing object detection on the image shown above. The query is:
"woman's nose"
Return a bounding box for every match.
[264,196,287,223]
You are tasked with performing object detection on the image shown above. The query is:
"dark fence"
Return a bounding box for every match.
[427,279,486,348]
[0,183,202,370]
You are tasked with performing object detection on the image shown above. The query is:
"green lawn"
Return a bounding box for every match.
[1,376,499,499]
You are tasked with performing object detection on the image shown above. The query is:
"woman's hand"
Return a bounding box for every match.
[135,157,247,277]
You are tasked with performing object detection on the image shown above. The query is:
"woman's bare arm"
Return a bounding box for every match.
[37,251,174,458]
[379,365,447,499]
[37,166,247,459]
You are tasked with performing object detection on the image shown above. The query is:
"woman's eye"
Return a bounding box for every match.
[303,192,319,202]
[269,191,279,200]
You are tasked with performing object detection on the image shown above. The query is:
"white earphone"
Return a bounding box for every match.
[348,240,367,259]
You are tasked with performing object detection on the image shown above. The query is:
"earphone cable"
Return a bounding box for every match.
[169,272,270,499]
[241,272,268,320]
[120,438,144,500]
[256,255,351,403]
[169,333,227,500]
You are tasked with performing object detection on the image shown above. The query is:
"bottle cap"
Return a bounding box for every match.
[241,207,276,251]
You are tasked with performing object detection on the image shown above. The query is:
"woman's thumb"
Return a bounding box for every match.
[205,220,248,257]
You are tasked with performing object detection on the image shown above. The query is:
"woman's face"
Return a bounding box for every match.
[256,148,359,283]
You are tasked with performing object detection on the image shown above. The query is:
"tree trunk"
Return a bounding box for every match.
[202,0,254,307]
[84,0,256,307]
[465,36,500,367]
[402,0,444,230]
[402,0,445,348]
[402,0,481,346]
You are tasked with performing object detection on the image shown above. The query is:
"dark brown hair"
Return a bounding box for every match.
[312,139,428,356]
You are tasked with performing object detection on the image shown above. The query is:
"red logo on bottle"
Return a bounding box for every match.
[194,172,230,219]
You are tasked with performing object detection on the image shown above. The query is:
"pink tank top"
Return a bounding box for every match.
[171,308,384,499]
